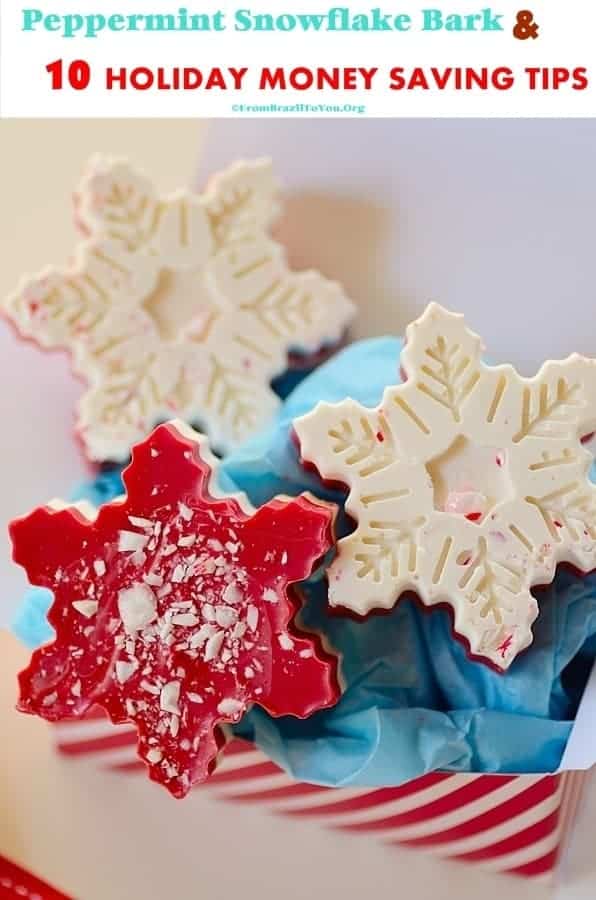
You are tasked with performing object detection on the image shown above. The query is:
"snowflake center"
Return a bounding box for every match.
[143,268,221,343]
[426,435,512,524]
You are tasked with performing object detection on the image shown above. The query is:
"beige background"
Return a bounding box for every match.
[1,120,596,899]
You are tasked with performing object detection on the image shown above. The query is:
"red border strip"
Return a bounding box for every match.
[0,855,72,900]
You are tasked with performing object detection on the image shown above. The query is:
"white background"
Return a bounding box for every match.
[2,119,596,896]
[1,0,595,116]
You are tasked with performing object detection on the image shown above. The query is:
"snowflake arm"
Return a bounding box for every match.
[389,304,484,455]
[78,155,216,268]
[236,497,340,718]
[207,234,354,354]
[239,496,334,581]
[77,155,160,248]
[78,343,196,462]
[516,356,596,442]
[191,343,281,453]
[4,240,152,358]
[295,399,397,482]
[11,504,97,600]
[204,157,281,243]
[11,421,340,797]
[328,525,421,612]
[265,619,339,719]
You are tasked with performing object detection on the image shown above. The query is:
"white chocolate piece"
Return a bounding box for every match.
[294,303,596,670]
[5,156,355,461]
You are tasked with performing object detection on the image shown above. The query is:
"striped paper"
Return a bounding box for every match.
[51,710,588,881]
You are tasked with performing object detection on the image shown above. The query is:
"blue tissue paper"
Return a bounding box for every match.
[12,587,55,649]
[11,338,596,786]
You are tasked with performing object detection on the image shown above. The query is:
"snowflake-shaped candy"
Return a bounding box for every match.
[10,421,339,797]
[4,156,355,461]
[294,303,596,670]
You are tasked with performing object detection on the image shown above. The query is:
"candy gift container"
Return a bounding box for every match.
[9,303,596,890]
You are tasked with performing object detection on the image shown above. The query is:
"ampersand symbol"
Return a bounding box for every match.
[513,10,539,40]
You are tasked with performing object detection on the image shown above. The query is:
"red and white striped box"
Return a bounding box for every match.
[50,664,596,884]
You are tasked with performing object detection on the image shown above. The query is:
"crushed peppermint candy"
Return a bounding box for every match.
[204,630,225,661]
[178,503,193,522]
[203,603,216,621]
[231,621,247,640]
[246,605,259,632]
[129,516,154,530]
[214,606,237,629]
[171,564,187,583]
[160,681,181,715]
[72,599,98,619]
[222,583,242,605]
[217,698,245,717]
[118,530,149,553]
[189,623,216,649]
[278,633,295,651]
[115,660,137,684]
[12,421,339,798]
[143,572,164,587]
[171,613,199,627]
[117,584,157,634]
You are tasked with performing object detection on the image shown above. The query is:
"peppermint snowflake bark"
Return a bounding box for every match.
[4,156,355,461]
[10,421,339,797]
[294,303,596,670]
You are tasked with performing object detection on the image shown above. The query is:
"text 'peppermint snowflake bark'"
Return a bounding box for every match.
[294,303,596,670]
[4,156,355,461]
[10,421,339,797]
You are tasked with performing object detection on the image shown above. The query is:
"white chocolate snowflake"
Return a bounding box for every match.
[4,156,354,461]
[294,303,596,670]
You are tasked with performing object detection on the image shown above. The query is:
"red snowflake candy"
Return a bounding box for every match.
[11,421,340,798]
